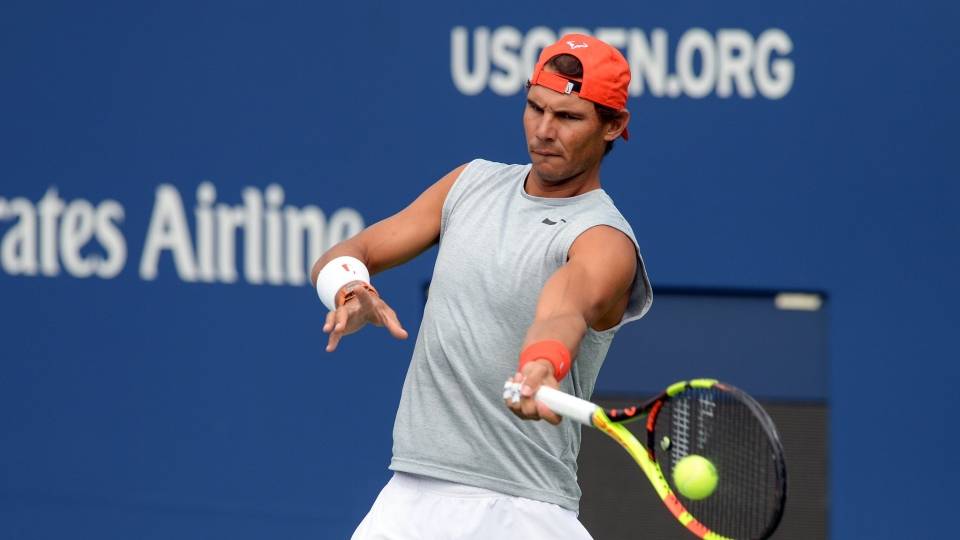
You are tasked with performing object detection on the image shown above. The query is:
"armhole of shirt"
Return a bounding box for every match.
[440,158,485,240]
[559,220,653,336]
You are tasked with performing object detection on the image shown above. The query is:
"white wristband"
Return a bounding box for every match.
[316,256,371,310]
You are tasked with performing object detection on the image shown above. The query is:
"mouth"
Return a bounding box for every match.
[531,149,561,158]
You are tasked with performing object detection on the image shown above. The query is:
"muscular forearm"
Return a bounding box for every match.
[310,166,465,289]
[522,312,588,365]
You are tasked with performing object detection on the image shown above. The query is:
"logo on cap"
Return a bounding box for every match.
[566,41,588,50]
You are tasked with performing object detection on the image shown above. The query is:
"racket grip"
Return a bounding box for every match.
[535,386,598,427]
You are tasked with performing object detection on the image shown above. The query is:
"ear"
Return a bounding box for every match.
[603,109,631,142]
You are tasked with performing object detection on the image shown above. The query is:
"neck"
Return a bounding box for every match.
[525,162,602,198]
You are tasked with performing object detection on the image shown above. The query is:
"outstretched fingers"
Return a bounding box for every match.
[323,310,336,333]
[381,305,408,340]
[326,308,349,352]
[357,287,408,341]
[322,288,408,352]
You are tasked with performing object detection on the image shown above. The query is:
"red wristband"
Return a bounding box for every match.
[519,340,572,381]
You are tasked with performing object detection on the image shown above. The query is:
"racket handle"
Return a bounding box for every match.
[535,386,598,427]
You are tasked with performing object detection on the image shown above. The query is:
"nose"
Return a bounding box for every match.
[534,113,556,142]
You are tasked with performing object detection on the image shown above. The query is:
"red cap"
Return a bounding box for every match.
[529,34,631,140]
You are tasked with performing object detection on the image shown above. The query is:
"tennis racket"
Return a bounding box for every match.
[516,378,787,540]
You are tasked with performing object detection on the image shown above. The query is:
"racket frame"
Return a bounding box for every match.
[537,379,785,540]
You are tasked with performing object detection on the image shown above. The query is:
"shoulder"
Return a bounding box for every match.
[444,158,529,209]
[564,199,640,297]
[579,192,638,246]
[593,191,634,231]
[568,225,637,267]
[555,191,638,257]
[458,158,529,183]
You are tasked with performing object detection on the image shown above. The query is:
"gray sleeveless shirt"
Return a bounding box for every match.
[389,159,652,511]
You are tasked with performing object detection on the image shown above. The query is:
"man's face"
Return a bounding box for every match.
[523,83,608,184]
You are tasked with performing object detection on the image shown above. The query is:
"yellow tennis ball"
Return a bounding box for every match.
[672,454,718,500]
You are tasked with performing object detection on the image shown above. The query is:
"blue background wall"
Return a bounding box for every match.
[1,1,957,538]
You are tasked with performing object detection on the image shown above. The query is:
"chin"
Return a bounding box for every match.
[529,157,562,180]
[533,165,571,184]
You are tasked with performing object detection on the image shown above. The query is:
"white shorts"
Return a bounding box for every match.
[351,472,593,540]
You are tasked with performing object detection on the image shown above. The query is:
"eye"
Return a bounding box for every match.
[527,101,544,113]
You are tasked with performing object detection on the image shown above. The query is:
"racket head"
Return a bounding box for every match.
[644,379,787,540]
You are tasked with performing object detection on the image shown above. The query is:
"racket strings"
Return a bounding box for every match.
[655,387,785,540]
[671,397,691,468]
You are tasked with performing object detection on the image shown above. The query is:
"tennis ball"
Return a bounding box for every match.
[672,454,718,500]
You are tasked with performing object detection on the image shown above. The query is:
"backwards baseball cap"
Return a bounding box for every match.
[529,34,632,140]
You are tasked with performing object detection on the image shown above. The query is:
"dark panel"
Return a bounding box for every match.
[578,400,827,540]
[599,290,828,402]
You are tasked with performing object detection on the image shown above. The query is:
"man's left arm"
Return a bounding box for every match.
[506,225,637,424]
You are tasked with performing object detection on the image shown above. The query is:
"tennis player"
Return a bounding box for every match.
[312,34,652,539]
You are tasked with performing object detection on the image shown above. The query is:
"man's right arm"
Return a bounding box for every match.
[310,163,467,285]
[310,163,467,352]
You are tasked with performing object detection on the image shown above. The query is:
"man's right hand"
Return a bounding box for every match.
[322,283,408,352]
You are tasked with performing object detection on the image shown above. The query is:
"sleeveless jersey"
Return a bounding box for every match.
[389,159,652,511]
